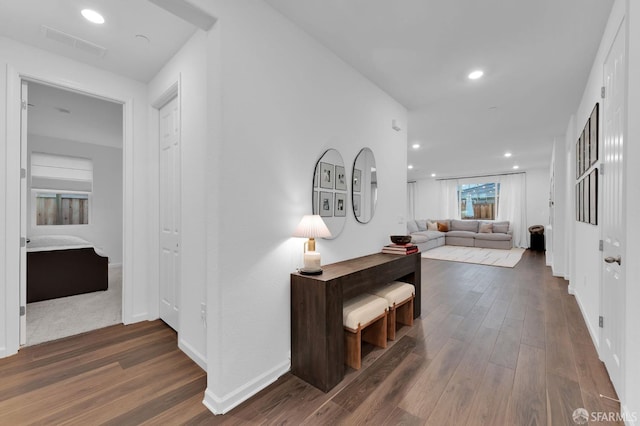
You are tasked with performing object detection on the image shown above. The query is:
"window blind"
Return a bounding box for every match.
[30,152,93,192]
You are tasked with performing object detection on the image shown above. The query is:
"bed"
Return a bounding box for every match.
[27,235,109,303]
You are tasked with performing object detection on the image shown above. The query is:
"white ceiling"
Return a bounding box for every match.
[0,0,197,83]
[27,81,123,149]
[265,0,614,179]
[1,1,614,179]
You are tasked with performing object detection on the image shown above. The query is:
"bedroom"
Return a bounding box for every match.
[24,81,123,345]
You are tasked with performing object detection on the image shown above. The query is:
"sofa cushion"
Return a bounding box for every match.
[412,230,445,241]
[493,221,509,233]
[446,230,477,238]
[437,222,449,232]
[407,220,419,234]
[479,223,493,233]
[416,219,428,231]
[474,232,512,241]
[411,234,429,244]
[451,220,479,232]
[427,220,438,231]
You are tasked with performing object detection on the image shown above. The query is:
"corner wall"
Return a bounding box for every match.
[195,0,408,413]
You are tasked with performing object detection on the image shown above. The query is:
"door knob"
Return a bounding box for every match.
[604,256,621,265]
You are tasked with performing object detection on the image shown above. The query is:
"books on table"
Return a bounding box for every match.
[382,244,419,255]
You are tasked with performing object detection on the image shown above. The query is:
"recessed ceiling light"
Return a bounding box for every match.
[468,70,484,80]
[431,173,436,177]
[504,152,512,158]
[412,143,420,149]
[408,165,414,170]
[513,165,520,170]
[81,9,105,24]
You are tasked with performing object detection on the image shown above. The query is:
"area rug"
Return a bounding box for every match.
[421,246,526,268]
[26,265,122,346]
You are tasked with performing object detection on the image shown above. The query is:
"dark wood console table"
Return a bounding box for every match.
[290,252,421,392]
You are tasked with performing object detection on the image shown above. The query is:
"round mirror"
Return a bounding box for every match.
[352,148,377,223]
[312,149,347,238]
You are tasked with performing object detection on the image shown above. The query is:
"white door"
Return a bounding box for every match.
[601,22,626,394]
[159,96,181,331]
[19,81,28,345]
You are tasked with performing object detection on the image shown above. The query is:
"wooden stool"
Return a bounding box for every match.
[370,281,415,340]
[342,294,388,370]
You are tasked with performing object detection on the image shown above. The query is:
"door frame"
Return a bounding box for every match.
[4,66,132,355]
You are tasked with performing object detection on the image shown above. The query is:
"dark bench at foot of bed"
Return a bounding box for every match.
[27,247,109,303]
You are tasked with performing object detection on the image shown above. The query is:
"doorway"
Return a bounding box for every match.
[20,80,125,345]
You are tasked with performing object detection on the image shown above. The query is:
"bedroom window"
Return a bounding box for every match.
[35,192,89,225]
[30,152,93,226]
[458,183,499,220]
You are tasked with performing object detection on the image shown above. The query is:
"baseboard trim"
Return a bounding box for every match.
[0,346,17,359]
[622,404,637,426]
[179,338,207,371]
[124,312,149,325]
[574,291,600,354]
[203,359,290,415]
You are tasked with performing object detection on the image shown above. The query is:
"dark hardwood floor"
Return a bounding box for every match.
[0,250,621,425]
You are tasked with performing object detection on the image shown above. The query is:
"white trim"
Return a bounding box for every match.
[179,338,206,370]
[574,290,602,356]
[2,65,137,358]
[202,360,290,415]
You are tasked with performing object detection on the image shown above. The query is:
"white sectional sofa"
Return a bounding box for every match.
[407,219,513,251]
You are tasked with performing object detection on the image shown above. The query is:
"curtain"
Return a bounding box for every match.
[497,173,528,248]
[406,182,416,220]
[439,179,460,219]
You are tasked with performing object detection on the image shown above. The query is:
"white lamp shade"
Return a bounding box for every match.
[292,215,332,239]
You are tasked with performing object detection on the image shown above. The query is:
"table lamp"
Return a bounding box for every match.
[292,214,332,274]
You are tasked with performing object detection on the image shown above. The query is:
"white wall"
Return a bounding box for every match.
[0,36,152,358]
[148,31,209,370]
[569,0,625,350]
[193,0,408,414]
[525,167,551,234]
[413,178,440,220]
[27,135,123,264]
[624,0,640,419]
[562,0,640,419]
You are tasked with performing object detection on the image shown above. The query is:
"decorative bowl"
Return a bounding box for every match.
[390,235,412,245]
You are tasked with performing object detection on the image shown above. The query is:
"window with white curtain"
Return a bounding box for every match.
[30,152,93,226]
[457,183,500,220]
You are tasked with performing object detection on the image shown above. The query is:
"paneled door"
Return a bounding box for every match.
[601,21,626,395]
[159,96,181,331]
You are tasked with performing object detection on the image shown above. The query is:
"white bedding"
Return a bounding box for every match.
[26,235,107,258]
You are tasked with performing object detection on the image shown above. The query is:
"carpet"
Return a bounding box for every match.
[26,265,122,346]
[421,246,526,268]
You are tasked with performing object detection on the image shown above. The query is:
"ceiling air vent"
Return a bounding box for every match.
[41,25,107,57]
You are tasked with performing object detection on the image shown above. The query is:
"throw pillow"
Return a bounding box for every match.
[416,219,428,231]
[493,222,509,233]
[427,220,438,231]
[479,223,493,233]
[437,222,449,232]
[407,220,419,234]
